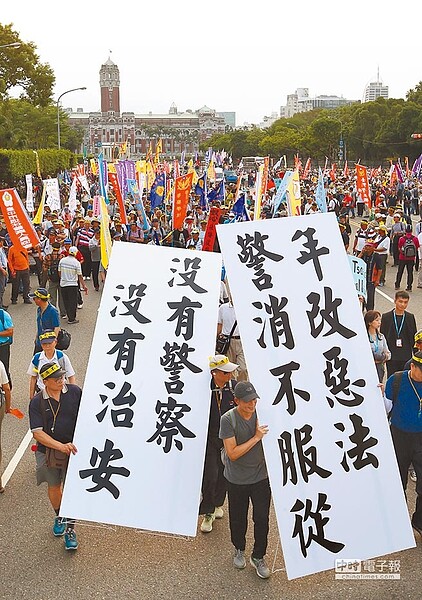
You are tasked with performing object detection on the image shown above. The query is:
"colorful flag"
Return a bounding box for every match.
[356,164,371,210]
[285,170,301,217]
[343,161,350,178]
[272,171,293,216]
[99,196,113,270]
[195,172,207,209]
[202,206,221,252]
[150,172,166,209]
[315,168,327,213]
[33,150,41,178]
[172,172,193,229]
[302,158,311,179]
[108,171,126,223]
[33,182,46,225]
[154,139,162,165]
[0,188,40,250]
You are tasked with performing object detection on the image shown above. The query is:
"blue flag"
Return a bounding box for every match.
[272,171,293,215]
[127,179,150,231]
[207,180,225,203]
[195,172,208,209]
[315,168,327,213]
[97,152,109,203]
[232,193,246,219]
[149,172,166,209]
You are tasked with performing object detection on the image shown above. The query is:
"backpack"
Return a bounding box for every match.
[402,237,417,259]
[32,350,66,373]
[47,258,60,282]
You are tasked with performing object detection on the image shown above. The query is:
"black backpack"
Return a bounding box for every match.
[48,258,60,283]
[402,237,417,259]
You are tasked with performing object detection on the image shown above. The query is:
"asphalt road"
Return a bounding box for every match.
[1,227,422,600]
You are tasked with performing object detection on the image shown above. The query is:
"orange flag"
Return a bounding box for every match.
[0,188,40,250]
[172,172,193,229]
[356,165,371,210]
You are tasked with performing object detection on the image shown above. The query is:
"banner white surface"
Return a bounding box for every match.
[61,243,221,536]
[217,212,415,580]
[43,178,61,211]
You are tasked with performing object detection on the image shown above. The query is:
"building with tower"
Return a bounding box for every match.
[68,57,228,159]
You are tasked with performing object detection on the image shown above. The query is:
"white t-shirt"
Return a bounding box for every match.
[27,350,75,391]
[0,360,9,385]
[58,255,82,287]
[218,303,240,336]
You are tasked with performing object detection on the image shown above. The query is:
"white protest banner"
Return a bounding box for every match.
[217,213,414,580]
[348,255,367,300]
[61,242,221,536]
[25,174,34,212]
[43,178,61,211]
[68,176,78,214]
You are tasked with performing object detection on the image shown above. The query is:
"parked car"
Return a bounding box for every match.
[224,170,238,183]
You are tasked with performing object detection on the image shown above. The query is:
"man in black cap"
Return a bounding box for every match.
[219,381,271,579]
[395,224,420,291]
[29,361,81,550]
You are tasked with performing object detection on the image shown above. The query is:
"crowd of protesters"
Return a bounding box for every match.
[1,158,422,567]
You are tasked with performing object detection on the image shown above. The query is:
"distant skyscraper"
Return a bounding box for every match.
[363,68,389,102]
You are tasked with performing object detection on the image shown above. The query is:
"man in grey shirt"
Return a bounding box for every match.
[219,381,271,579]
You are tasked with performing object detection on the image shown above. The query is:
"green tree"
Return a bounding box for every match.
[0,22,55,107]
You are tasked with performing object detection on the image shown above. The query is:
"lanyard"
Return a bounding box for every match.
[369,334,379,354]
[393,311,405,337]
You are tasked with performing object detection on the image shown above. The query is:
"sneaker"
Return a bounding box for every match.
[200,513,215,533]
[67,319,79,324]
[410,469,417,483]
[86,276,91,280]
[250,556,271,579]
[77,304,83,309]
[233,549,246,569]
[406,287,412,292]
[53,516,67,537]
[83,276,87,281]
[214,506,224,519]
[64,529,78,550]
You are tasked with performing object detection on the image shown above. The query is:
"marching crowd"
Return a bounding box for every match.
[0,163,422,574]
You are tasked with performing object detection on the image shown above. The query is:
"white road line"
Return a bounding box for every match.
[2,429,33,487]
[376,288,395,303]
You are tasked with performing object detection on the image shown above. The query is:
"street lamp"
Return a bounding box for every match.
[57,87,86,149]
[0,42,20,49]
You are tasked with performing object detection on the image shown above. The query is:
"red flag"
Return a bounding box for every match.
[343,161,349,178]
[202,207,221,252]
[108,172,127,225]
[0,188,39,250]
[302,158,311,179]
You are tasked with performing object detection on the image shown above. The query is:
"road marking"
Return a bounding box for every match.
[376,288,394,303]
[2,429,32,487]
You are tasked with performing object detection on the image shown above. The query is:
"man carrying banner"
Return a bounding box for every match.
[199,355,238,533]
[219,381,271,579]
[384,351,422,536]
[29,361,81,550]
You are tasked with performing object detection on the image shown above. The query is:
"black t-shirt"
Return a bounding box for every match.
[29,384,82,452]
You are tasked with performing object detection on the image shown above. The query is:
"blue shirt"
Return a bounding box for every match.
[386,371,422,432]
[36,303,60,338]
[0,309,13,345]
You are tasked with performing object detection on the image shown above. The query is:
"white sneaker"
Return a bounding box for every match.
[200,513,215,533]
[214,506,224,519]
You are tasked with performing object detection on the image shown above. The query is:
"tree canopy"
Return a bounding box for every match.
[0,22,55,107]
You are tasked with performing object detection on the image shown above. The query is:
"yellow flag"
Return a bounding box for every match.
[286,170,302,216]
[187,160,198,186]
[108,163,117,174]
[90,158,98,176]
[146,161,155,192]
[33,150,41,178]
[253,164,264,220]
[207,159,216,181]
[136,160,146,174]
[33,182,46,224]
[99,196,113,270]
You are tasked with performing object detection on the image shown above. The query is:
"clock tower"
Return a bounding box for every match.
[100,56,120,115]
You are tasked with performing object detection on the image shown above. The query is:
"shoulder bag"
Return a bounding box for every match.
[40,396,69,470]
[216,320,237,355]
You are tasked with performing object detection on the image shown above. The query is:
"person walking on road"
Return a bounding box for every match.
[58,246,88,324]
[219,381,271,579]
[29,362,81,550]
